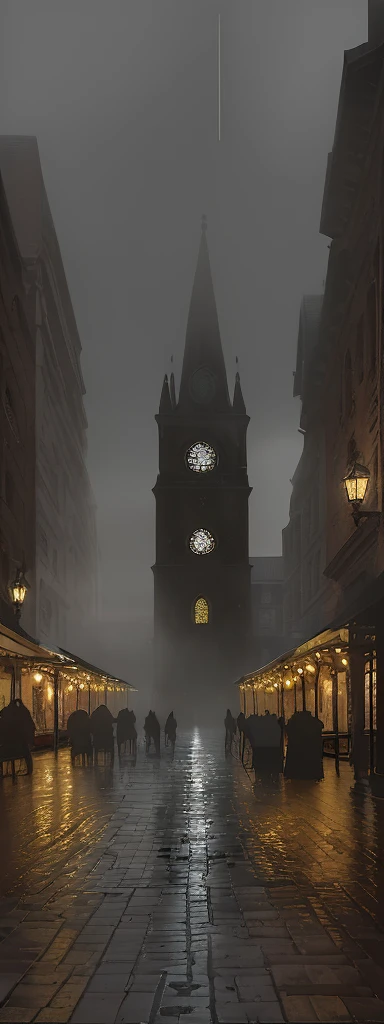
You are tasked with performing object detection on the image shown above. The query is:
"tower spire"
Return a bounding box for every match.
[159,374,172,414]
[178,218,231,411]
[233,371,246,413]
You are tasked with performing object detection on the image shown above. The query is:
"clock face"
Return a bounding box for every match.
[189,529,215,556]
[186,442,217,474]
[189,367,217,405]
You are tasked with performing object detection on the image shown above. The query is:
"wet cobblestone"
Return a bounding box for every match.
[0,733,384,1020]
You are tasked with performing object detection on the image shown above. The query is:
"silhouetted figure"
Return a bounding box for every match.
[249,710,283,777]
[165,712,177,749]
[116,708,137,757]
[224,709,237,753]
[284,710,324,781]
[90,705,114,765]
[0,699,35,777]
[67,709,93,766]
[144,711,160,755]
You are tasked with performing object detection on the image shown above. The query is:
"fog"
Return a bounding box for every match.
[0,1,366,694]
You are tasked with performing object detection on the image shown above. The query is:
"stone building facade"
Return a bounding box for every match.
[0,169,35,637]
[282,295,327,644]
[250,556,285,669]
[0,137,98,654]
[281,5,384,784]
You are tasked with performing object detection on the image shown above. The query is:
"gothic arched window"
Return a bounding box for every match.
[194,597,209,624]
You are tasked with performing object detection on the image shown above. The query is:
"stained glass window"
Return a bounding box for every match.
[186,442,217,473]
[194,597,209,624]
[189,529,215,555]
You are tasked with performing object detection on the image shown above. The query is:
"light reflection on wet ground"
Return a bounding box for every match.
[0,735,382,915]
[235,756,384,918]
[0,732,384,1021]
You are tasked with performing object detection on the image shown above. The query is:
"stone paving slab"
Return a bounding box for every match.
[1,736,384,1021]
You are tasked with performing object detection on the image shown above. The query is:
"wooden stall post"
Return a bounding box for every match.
[53,668,60,756]
[314,665,320,719]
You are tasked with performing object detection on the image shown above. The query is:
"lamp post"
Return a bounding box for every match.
[344,462,380,527]
[9,565,30,623]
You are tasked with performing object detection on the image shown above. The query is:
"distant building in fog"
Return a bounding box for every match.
[153,220,252,721]
[0,170,36,636]
[250,556,285,668]
[282,295,327,643]
[0,136,98,652]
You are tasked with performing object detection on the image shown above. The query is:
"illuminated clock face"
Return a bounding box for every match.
[189,529,215,555]
[189,368,216,405]
[186,442,217,474]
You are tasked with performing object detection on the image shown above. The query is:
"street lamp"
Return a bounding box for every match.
[9,566,30,622]
[343,462,379,527]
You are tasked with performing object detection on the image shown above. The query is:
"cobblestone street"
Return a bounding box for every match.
[1,733,384,1022]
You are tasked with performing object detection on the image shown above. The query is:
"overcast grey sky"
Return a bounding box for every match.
[0,1,366,679]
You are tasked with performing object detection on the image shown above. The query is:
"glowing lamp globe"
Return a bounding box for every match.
[9,568,29,609]
[344,463,370,504]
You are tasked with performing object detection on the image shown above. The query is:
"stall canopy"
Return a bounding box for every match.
[0,621,61,660]
[0,623,136,691]
[236,626,349,690]
[234,623,372,762]
[0,620,137,750]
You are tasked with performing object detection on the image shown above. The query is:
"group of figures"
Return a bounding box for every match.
[0,698,36,777]
[227,708,324,781]
[144,711,177,756]
[67,706,137,765]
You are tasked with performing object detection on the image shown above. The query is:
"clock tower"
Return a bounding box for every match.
[152,218,251,723]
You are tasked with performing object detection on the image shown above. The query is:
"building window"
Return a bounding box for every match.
[39,529,48,559]
[39,580,52,635]
[5,472,14,510]
[194,597,209,624]
[258,608,276,631]
[0,535,10,600]
[313,550,321,596]
[311,485,319,535]
[367,281,377,374]
[356,315,364,384]
[3,387,20,443]
[343,350,353,419]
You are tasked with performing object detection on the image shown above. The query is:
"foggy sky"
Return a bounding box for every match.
[0,1,366,680]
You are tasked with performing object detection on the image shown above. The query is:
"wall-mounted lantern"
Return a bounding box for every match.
[9,566,30,622]
[344,462,380,527]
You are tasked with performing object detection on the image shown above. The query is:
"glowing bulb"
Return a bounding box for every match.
[335,648,341,654]
[342,658,348,666]
[68,684,73,692]
[33,672,43,683]
[273,682,278,688]
[285,679,292,688]
[79,682,85,690]
[306,664,316,673]
[297,668,303,675]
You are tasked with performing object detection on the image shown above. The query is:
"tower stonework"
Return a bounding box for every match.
[152,222,251,723]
